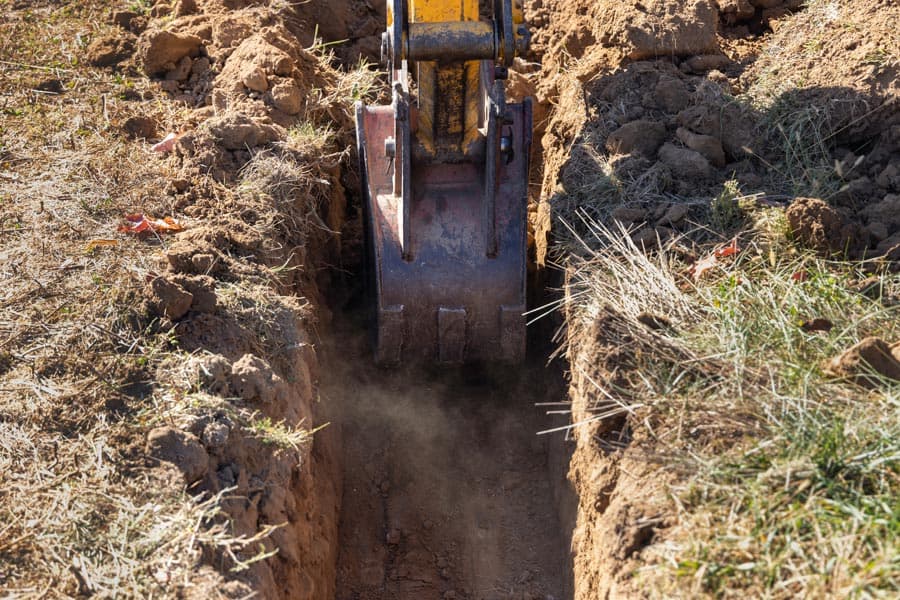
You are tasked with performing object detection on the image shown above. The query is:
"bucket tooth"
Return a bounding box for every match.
[438,308,467,364]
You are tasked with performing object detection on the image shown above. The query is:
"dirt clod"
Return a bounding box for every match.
[675,127,726,167]
[202,113,282,150]
[242,65,268,92]
[231,354,285,404]
[603,0,720,59]
[785,197,861,256]
[122,115,158,139]
[827,336,900,387]
[170,274,218,313]
[146,426,209,483]
[606,120,667,157]
[659,143,713,180]
[137,29,203,76]
[84,33,135,67]
[271,79,303,114]
[147,275,194,320]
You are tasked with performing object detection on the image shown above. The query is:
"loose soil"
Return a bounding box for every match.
[324,313,573,600]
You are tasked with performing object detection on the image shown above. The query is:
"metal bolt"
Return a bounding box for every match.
[384,137,396,158]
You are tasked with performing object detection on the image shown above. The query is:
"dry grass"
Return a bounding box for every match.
[561,209,900,597]
[0,0,368,595]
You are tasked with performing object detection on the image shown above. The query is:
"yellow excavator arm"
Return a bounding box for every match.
[356,1,532,364]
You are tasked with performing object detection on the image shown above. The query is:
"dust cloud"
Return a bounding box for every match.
[321,326,573,600]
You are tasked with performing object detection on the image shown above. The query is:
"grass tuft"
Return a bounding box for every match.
[563,215,900,597]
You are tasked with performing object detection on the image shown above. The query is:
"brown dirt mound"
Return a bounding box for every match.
[826,336,900,388]
[119,1,372,595]
[530,0,899,263]
[528,0,900,597]
[785,196,864,256]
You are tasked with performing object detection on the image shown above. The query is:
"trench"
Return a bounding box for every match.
[316,241,575,599]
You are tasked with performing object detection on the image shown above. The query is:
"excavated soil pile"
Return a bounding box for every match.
[525,0,899,264]
[82,0,384,596]
[523,0,899,597]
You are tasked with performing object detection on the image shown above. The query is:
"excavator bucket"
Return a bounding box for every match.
[356,0,532,365]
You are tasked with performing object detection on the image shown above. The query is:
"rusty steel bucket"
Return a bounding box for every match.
[355,95,532,365]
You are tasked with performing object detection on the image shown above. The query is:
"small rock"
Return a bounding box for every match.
[137,29,203,76]
[658,143,713,179]
[676,127,725,167]
[826,336,900,388]
[271,79,303,115]
[606,120,667,157]
[147,276,193,320]
[146,426,209,483]
[242,66,268,92]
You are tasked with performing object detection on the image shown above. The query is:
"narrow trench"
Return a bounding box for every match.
[317,229,575,600]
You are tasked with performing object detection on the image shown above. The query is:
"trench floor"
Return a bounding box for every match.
[323,316,572,600]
